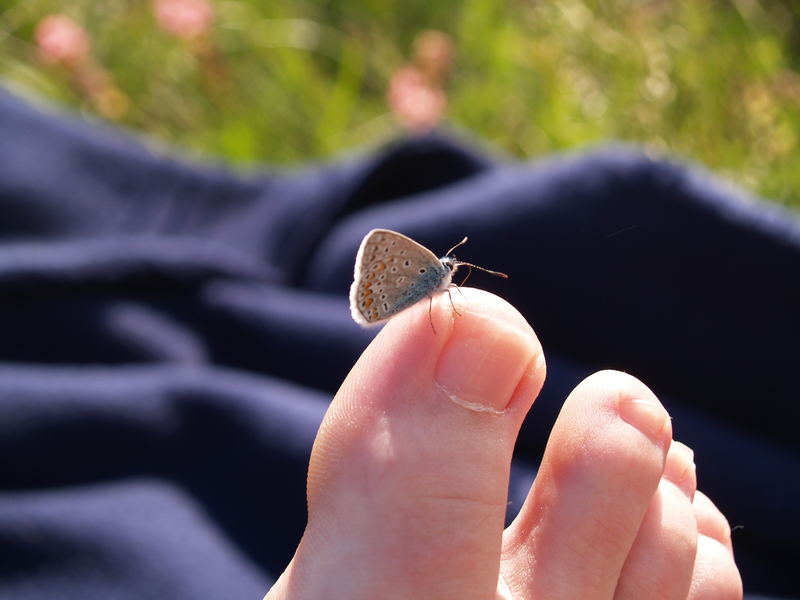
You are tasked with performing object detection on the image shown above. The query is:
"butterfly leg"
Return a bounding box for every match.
[452,283,467,302]
[428,295,437,334]
[459,265,473,287]
[446,287,462,317]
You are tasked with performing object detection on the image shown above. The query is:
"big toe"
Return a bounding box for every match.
[268,288,545,600]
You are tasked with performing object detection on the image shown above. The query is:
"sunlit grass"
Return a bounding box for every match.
[1,0,799,208]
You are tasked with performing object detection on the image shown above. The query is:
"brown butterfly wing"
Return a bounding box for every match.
[349,229,446,325]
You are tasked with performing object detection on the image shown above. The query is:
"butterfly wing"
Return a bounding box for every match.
[350,229,447,326]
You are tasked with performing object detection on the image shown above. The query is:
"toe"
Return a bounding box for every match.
[614,441,699,599]
[269,288,545,600]
[614,478,698,600]
[687,534,743,600]
[693,491,734,554]
[502,370,672,599]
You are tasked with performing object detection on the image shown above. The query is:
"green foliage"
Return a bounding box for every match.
[1,0,799,208]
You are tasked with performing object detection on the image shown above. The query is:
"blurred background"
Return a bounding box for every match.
[1,0,799,210]
[1,3,798,597]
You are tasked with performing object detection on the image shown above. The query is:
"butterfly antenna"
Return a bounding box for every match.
[445,236,508,279]
[455,261,508,279]
[445,236,469,257]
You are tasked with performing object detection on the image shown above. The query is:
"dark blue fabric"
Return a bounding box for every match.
[1,87,798,598]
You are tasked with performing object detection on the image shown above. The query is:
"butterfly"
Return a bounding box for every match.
[349,228,507,329]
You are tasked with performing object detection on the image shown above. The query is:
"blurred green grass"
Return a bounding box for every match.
[1,0,799,208]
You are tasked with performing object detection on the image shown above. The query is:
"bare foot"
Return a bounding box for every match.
[265,289,742,599]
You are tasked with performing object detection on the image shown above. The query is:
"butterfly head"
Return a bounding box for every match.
[440,255,457,272]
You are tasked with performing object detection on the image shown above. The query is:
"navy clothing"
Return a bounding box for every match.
[1,88,798,598]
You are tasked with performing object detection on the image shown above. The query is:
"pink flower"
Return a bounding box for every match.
[153,0,214,40]
[35,15,91,66]
[387,67,446,132]
[413,30,454,85]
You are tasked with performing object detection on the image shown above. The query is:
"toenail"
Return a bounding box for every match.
[618,396,669,440]
[664,441,696,493]
[434,311,539,415]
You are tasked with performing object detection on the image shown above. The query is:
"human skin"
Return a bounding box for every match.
[265,288,743,599]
